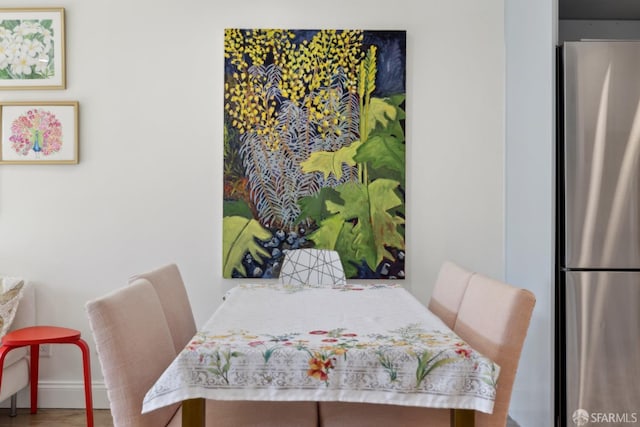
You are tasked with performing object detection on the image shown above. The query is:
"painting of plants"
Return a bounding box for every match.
[0,17,55,80]
[0,8,65,89]
[223,29,406,279]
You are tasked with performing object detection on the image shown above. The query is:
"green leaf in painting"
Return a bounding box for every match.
[332,220,361,278]
[223,199,253,219]
[300,140,362,181]
[312,179,405,273]
[355,134,406,183]
[358,46,377,102]
[297,187,342,224]
[365,98,397,137]
[40,19,53,30]
[308,215,346,252]
[384,94,407,140]
[0,20,20,31]
[222,216,272,278]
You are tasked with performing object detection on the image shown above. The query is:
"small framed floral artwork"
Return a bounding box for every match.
[0,101,78,164]
[0,8,65,89]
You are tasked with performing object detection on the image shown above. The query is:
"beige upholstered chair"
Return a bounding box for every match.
[128,264,196,352]
[427,261,474,328]
[319,271,535,427]
[168,401,318,427]
[455,273,535,427]
[88,276,318,427]
[0,280,35,417]
[318,402,450,427]
[87,279,181,427]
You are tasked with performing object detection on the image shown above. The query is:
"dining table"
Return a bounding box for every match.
[142,283,500,427]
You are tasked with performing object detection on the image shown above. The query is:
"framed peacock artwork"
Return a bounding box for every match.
[0,101,78,164]
[223,29,406,280]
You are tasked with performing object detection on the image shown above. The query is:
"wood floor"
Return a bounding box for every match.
[0,409,113,427]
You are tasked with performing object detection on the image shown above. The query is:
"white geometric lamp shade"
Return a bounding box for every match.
[279,249,347,286]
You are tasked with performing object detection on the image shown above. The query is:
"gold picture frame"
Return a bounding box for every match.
[0,101,79,164]
[0,8,66,90]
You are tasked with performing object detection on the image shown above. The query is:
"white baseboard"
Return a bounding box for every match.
[0,381,109,409]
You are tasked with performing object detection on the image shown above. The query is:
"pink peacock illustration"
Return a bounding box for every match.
[9,108,63,157]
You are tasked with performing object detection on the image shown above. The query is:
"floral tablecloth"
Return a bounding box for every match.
[142,284,499,414]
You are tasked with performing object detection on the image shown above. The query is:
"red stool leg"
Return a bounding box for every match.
[0,345,16,392]
[74,338,94,427]
[30,344,39,414]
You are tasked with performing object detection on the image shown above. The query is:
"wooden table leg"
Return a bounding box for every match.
[451,409,475,427]
[182,398,205,427]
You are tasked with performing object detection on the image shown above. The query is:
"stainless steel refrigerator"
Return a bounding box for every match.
[557,41,640,426]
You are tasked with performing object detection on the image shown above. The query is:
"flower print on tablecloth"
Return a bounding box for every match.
[9,108,63,158]
[185,323,496,394]
[143,285,501,415]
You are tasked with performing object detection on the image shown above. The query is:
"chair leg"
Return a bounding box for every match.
[0,346,17,418]
[74,338,94,427]
[29,344,39,414]
[9,394,17,417]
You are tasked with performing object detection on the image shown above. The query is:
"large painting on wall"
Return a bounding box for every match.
[223,29,406,280]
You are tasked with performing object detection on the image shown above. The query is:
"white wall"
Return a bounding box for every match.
[505,0,556,426]
[0,0,542,419]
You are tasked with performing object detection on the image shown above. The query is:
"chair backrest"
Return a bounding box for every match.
[129,263,196,352]
[86,279,180,427]
[453,273,536,427]
[279,249,346,286]
[427,261,474,328]
[9,281,35,332]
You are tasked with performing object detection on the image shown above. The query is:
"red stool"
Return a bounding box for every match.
[0,326,93,427]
